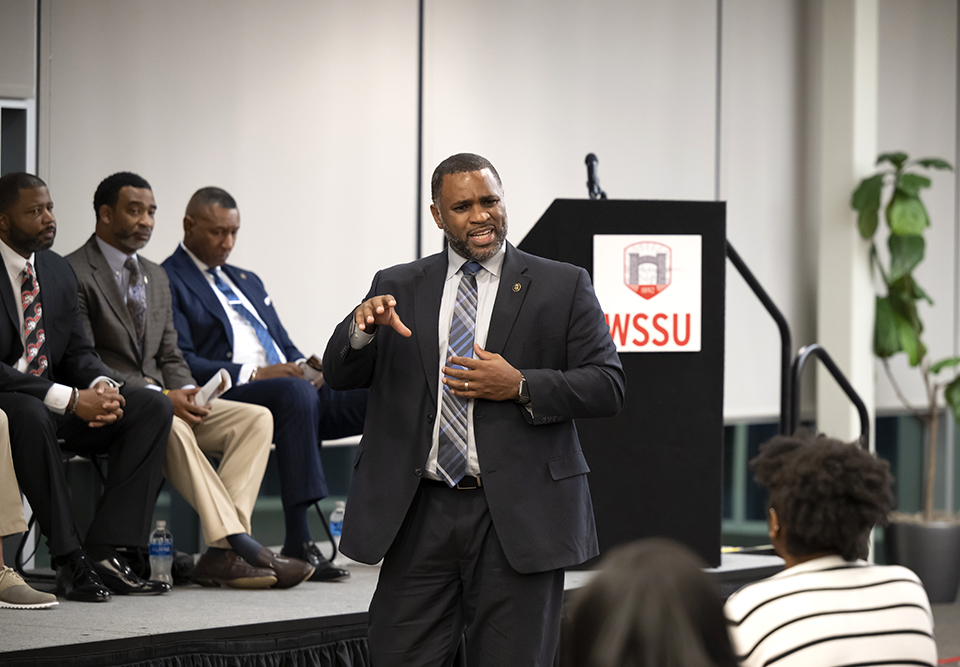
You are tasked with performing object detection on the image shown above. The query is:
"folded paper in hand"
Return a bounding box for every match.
[196,369,232,406]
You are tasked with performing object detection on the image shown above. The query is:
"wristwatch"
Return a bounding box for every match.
[517,374,531,406]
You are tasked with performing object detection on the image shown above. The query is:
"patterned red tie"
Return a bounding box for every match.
[21,261,48,377]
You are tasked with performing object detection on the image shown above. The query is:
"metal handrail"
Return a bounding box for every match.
[789,343,870,448]
[725,241,793,435]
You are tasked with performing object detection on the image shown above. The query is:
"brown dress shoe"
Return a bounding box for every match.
[252,547,315,589]
[193,549,278,589]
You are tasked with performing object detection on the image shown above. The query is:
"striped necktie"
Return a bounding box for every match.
[437,261,482,486]
[207,268,282,365]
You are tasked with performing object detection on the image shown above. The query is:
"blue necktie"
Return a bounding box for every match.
[208,268,282,365]
[437,261,482,486]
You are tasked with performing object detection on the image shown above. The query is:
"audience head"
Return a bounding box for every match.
[0,172,56,258]
[562,538,738,667]
[93,172,156,254]
[751,434,894,563]
[430,153,507,263]
[183,186,240,268]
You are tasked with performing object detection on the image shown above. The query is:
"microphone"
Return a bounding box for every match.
[585,153,607,200]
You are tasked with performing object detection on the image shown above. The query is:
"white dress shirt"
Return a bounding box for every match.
[181,243,289,384]
[351,245,506,480]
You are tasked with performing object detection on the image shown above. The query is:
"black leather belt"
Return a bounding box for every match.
[421,476,483,490]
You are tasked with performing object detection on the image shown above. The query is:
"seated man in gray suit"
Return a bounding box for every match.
[67,172,313,589]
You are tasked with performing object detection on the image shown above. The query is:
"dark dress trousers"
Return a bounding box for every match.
[0,249,172,556]
[162,245,367,508]
[323,243,624,664]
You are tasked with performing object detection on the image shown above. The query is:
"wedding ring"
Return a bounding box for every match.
[464,382,469,390]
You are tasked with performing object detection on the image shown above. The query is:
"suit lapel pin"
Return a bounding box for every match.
[240,273,247,279]
[144,276,149,284]
[513,283,521,292]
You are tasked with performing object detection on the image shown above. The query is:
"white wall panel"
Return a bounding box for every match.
[875,0,957,413]
[421,0,718,255]
[719,0,813,421]
[38,0,419,354]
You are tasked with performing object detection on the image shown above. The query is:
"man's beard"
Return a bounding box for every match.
[8,224,54,255]
[442,219,508,262]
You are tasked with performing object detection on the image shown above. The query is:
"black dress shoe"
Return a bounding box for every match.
[282,542,351,582]
[252,547,315,589]
[55,553,111,603]
[86,547,171,596]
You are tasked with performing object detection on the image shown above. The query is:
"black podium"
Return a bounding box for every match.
[518,199,726,567]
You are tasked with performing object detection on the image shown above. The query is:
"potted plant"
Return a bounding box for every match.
[852,151,960,602]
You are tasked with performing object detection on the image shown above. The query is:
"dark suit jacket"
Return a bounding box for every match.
[66,234,194,390]
[0,248,117,396]
[323,243,625,574]
[162,245,302,385]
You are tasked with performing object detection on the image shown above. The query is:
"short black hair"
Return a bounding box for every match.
[751,434,894,561]
[430,153,502,206]
[93,172,152,220]
[562,538,738,667]
[187,186,237,212]
[0,172,47,217]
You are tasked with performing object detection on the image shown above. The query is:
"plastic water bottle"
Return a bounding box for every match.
[148,520,174,585]
[328,501,345,555]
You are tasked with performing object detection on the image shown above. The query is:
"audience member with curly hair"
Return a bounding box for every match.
[561,538,738,667]
[724,434,937,667]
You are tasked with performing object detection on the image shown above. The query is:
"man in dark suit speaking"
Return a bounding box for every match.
[323,153,625,665]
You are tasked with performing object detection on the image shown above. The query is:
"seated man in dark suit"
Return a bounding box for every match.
[0,172,173,602]
[162,187,367,581]
[68,172,313,589]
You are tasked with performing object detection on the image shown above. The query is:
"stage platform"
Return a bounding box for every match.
[0,552,790,667]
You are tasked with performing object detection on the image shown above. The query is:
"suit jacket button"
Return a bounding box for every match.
[226,352,232,359]
[414,468,422,477]
[427,414,434,421]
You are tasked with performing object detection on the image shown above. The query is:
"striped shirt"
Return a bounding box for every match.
[724,555,937,667]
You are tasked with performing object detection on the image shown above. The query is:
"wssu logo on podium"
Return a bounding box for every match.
[593,234,702,353]
[624,241,671,299]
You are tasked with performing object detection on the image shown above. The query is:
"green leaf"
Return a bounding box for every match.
[898,172,932,197]
[877,152,909,169]
[930,357,960,374]
[852,173,884,213]
[889,276,925,332]
[897,314,924,366]
[945,377,960,423]
[875,296,902,358]
[858,208,879,239]
[916,157,953,171]
[912,280,934,305]
[887,192,929,235]
[888,234,925,281]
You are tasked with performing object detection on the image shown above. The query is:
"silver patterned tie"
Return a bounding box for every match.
[437,261,482,486]
[124,257,146,353]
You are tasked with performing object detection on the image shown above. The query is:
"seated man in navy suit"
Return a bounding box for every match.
[162,187,367,581]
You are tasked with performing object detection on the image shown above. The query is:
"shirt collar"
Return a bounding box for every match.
[0,238,34,277]
[445,243,506,281]
[181,242,214,274]
[95,235,137,277]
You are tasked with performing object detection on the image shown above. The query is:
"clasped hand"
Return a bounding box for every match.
[75,381,125,427]
[443,344,522,402]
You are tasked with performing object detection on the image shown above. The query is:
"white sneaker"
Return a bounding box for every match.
[0,565,58,609]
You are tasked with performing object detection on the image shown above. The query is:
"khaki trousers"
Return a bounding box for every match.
[163,398,272,548]
[0,410,28,537]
